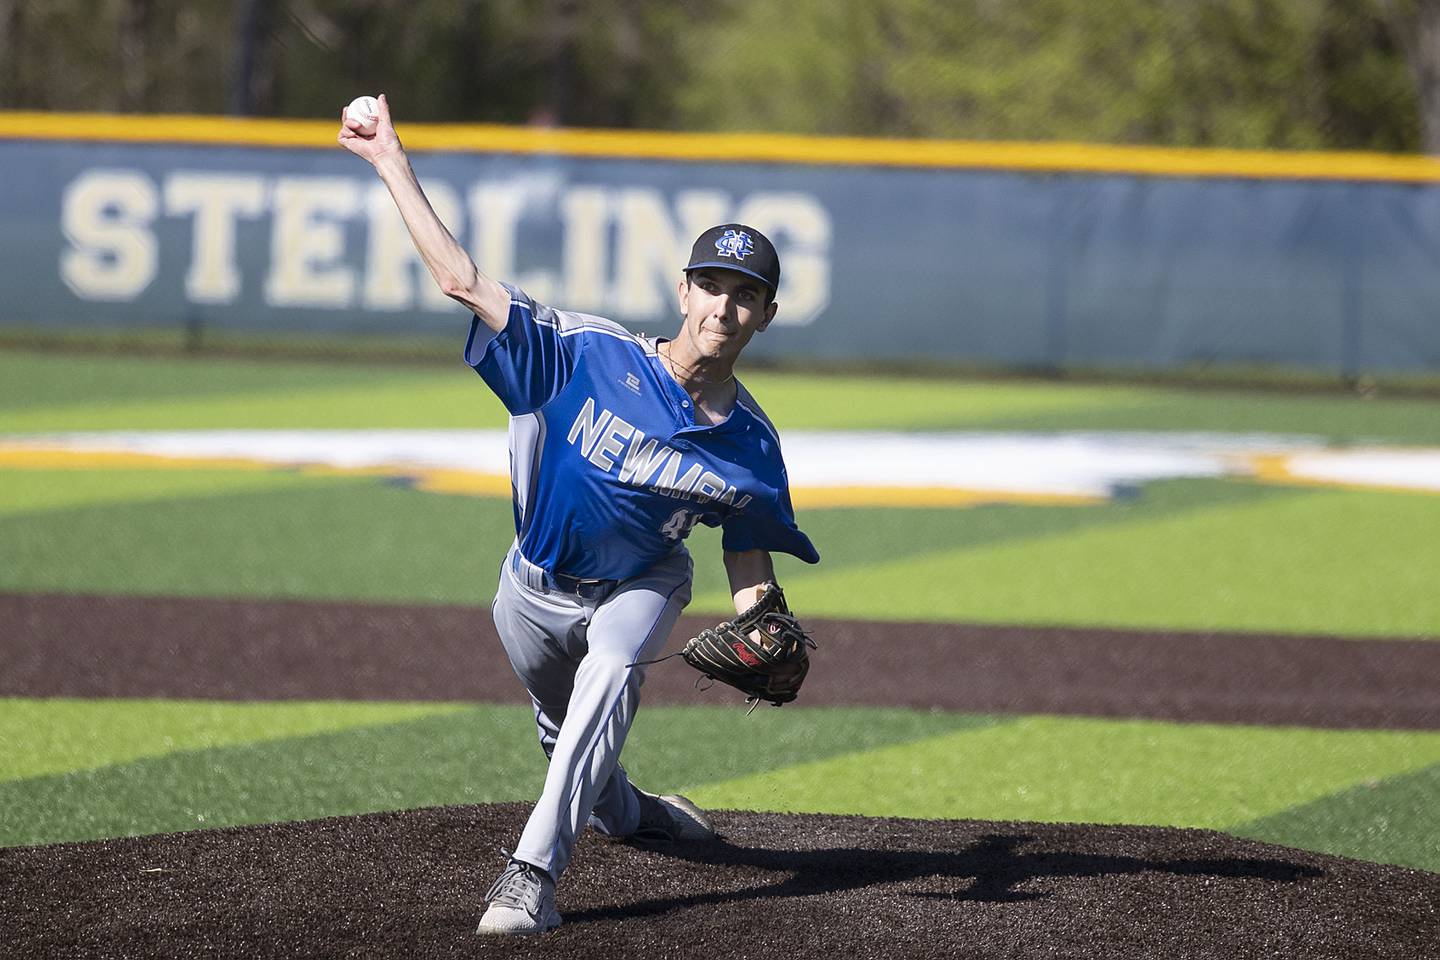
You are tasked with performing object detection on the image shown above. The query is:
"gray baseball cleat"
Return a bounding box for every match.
[475,858,561,936]
[632,789,716,843]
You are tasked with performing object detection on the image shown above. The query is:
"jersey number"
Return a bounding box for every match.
[660,509,701,541]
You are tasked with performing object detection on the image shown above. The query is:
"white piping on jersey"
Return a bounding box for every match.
[514,297,641,346]
[535,318,638,343]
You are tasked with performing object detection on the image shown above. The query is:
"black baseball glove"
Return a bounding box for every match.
[680,583,816,710]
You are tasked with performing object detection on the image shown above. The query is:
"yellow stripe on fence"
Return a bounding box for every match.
[5,110,1440,183]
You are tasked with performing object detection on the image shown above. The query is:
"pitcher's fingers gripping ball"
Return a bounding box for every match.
[680,583,817,710]
[345,95,381,135]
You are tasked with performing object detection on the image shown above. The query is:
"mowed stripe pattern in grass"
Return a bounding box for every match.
[0,700,991,847]
[3,349,1437,876]
[2,699,1437,873]
[2,468,1436,636]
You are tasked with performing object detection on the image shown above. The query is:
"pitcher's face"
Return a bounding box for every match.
[676,268,777,361]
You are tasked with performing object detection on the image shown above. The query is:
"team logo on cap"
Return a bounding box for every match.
[715,229,755,261]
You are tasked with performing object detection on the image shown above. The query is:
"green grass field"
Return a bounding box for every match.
[2,349,1437,871]
[6,351,1440,440]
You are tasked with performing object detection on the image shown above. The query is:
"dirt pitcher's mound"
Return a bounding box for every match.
[2,804,1435,960]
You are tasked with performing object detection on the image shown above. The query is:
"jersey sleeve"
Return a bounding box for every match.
[720,472,820,564]
[463,283,583,415]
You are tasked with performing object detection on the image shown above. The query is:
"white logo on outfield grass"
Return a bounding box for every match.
[1,431,1437,506]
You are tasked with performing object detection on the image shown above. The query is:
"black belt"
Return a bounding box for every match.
[511,549,618,600]
[548,571,618,600]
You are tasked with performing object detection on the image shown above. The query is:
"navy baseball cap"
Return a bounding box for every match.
[685,223,780,297]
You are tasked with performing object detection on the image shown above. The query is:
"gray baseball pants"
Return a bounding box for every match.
[490,543,693,880]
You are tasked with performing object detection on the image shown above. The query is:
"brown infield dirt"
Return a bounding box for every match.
[3,804,1438,960]
[4,592,1439,728]
[3,591,1439,958]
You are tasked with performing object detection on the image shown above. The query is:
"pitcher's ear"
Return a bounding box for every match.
[759,300,778,331]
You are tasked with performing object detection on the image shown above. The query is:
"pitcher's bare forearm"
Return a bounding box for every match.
[338,94,508,330]
[372,154,510,331]
[724,549,777,614]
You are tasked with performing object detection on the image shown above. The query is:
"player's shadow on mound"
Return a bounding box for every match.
[569,833,1321,923]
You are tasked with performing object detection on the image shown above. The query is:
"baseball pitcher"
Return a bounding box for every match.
[339,95,819,936]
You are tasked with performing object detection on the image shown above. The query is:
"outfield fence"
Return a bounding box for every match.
[3,113,1440,379]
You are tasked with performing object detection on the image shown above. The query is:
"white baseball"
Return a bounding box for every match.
[345,95,380,136]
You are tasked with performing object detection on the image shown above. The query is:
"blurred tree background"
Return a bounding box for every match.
[2,0,1438,152]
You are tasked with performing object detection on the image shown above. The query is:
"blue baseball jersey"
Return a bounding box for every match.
[464,284,820,582]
